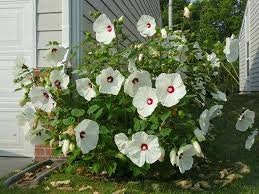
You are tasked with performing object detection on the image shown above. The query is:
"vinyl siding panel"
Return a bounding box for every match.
[81,0,162,44]
[239,7,247,92]
[249,0,259,91]
[36,0,62,67]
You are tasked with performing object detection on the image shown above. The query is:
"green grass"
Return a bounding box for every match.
[0,94,258,194]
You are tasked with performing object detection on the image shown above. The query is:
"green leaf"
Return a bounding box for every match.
[62,117,76,126]
[71,109,85,117]
[94,108,103,120]
[160,128,172,137]
[87,104,100,115]
[92,162,101,174]
[106,161,117,176]
[160,111,171,122]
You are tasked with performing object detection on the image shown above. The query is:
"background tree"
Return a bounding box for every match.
[160,0,247,49]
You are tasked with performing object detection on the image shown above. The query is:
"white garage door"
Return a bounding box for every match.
[0,0,35,157]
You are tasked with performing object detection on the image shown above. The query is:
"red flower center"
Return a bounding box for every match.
[80,131,86,139]
[51,48,58,53]
[43,92,49,99]
[54,80,61,88]
[107,76,114,83]
[107,25,113,32]
[147,22,151,28]
[132,78,139,84]
[141,143,148,151]
[147,98,153,105]
[167,86,175,94]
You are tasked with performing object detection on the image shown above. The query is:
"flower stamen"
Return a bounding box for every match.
[167,86,175,94]
[147,98,153,105]
[141,143,148,151]
[107,76,114,83]
[80,131,86,139]
[107,25,113,32]
[132,78,139,84]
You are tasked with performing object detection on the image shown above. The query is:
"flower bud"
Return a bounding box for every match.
[159,147,165,162]
[69,143,75,152]
[183,7,191,19]
[161,28,167,39]
[138,53,144,62]
[192,140,204,158]
[62,139,70,157]
[118,16,124,24]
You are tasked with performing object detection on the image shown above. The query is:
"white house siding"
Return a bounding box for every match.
[35,0,161,67]
[249,0,259,91]
[36,0,63,67]
[239,21,246,91]
[81,0,162,46]
[239,0,259,92]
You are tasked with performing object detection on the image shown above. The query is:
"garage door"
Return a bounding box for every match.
[0,0,35,157]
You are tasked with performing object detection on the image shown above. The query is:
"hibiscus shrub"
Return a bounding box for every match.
[15,14,256,178]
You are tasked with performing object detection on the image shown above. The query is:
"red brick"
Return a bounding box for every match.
[35,147,45,156]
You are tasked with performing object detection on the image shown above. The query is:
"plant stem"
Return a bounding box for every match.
[221,63,239,85]
[230,62,239,79]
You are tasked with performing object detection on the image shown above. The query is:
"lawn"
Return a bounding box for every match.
[0,94,258,194]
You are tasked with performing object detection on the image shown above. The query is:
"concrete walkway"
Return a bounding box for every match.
[0,157,33,178]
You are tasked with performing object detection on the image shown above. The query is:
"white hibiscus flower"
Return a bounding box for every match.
[208,105,223,120]
[16,102,36,129]
[114,133,129,155]
[199,109,210,134]
[223,34,239,63]
[211,90,227,102]
[174,45,189,63]
[49,70,70,90]
[96,67,125,95]
[155,73,186,107]
[62,139,70,157]
[25,123,49,145]
[46,44,67,64]
[170,144,196,174]
[76,78,96,101]
[245,129,258,151]
[193,128,206,142]
[137,15,156,37]
[29,87,56,113]
[93,14,116,44]
[126,131,161,167]
[236,109,255,132]
[207,53,220,68]
[124,70,152,97]
[74,119,99,154]
[128,58,137,73]
[133,87,158,117]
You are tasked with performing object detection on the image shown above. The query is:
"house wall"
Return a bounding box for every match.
[36,0,162,67]
[239,16,246,91]
[80,0,162,47]
[36,0,63,67]
[249,0,259,91]
[239,0,259,92]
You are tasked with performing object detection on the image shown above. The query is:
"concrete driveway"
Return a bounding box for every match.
[0,157,33,178]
